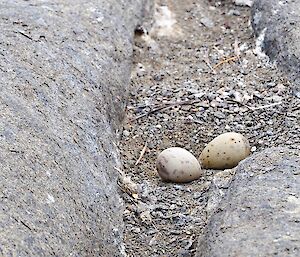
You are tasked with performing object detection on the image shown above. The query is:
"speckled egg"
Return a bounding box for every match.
[199,132,251,169]
[156,147,203,183]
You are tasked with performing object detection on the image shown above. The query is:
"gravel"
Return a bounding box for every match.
[119,0,300,256]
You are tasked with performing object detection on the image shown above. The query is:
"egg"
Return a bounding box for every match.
[156,147,203,183]
[199,132,251,169]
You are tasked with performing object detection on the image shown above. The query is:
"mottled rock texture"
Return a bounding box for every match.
[251,0,300,94]
[0,0,149,256]
[197,148,300,257]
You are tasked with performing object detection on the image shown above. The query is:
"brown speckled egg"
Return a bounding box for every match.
[199,132,251,170]
[156,147,203,183]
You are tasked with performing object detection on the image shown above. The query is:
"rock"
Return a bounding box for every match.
[0,0,150,256]
[251,0,300,93]
[196,148,300,257]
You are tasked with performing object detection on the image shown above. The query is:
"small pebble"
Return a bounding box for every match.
[200,17,214,28]
[227,9,241,16]
[123,130,130,137]
[251,146,257,152]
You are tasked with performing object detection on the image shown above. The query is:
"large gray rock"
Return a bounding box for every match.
[251,0,300,95]
[0,0,149,256]
[197,148,300,257]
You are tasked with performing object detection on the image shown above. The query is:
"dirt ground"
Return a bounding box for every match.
[119,0,300,256]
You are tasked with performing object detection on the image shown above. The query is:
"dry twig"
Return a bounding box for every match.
[114,166,124,176]
[131,99,202,121]
[249,102,282,111]
[234,38,240,58]
[213,56,238,69]
[135,142,148,165]
[203,49,216,73]
[131,105,173,121]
